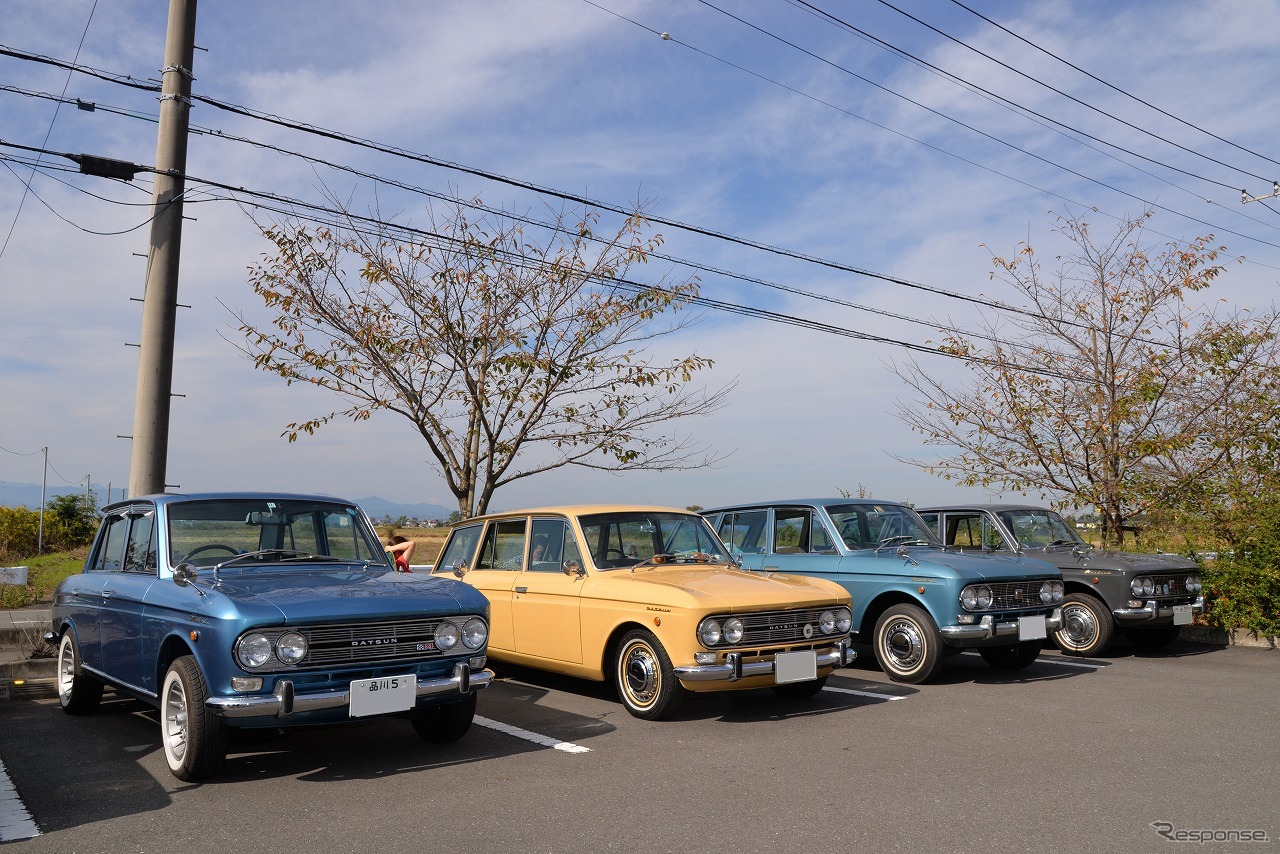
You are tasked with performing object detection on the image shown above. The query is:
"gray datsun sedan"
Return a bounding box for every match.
[916,504,1204,656]
[704,498,1065,684]
[45,493,493,781]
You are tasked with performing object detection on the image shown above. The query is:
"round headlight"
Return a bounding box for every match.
[1053,580,1064,602]
[835,607,852,633]
[462,617,488,650]
[818,610,837,635]
[976,586,993,609]
[275,631,307,665]
[1187,573,1202,593]
[723,617,744,645]
[699,618,723,647]
[961,586,978,610]
[1131,576,1154,597]
[237,633,272,669]
[1040,580,1065,604]
[435,621,459,651]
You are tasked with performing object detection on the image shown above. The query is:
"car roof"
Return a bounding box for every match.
[451,504,704,525]
[703,497,910,513]
[101,491,356,513]
[916,503,1052,513]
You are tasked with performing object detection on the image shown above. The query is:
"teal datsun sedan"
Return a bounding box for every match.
[704,498,1065,683]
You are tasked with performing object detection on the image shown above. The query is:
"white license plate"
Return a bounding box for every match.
[349,674,417,717]
[1172,604,1193,626]
[774,650,818,684]
[1018,614,1047,641]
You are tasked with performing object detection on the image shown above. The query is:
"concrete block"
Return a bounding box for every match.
[0,567,28,586]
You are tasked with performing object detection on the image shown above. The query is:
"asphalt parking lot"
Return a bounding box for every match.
[1,639,1277,854]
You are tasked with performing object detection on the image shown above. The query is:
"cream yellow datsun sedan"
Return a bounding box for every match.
[432,505,855,719]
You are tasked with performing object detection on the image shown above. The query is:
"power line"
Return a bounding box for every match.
[944,0,1280,172]
[862,0,1275,185]
[0,0,99,262]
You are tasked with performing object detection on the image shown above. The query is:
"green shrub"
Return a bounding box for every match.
[0,583,35,609]
[1204,560,1280,638]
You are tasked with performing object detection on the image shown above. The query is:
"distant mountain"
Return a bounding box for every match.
[0,481,112,509]
[0,482,451,522]
[351,496,454,523]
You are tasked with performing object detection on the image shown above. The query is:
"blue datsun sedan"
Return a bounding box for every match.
[45,493,493,781]
[703,498,1065,684]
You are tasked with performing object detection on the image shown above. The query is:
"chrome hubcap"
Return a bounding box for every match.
[164,678,189,761]
[622,644,658,706]
[882,618,924,672]
[1061,604,1098,649]
[57,640,74,702]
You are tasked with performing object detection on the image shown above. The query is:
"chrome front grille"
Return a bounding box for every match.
[301,617,454,667]
[985,581,1051,612]
[729,608,843,646]
[1149,575,1191,598]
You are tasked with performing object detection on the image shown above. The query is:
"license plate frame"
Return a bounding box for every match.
[1172,604,1193,626]
[349,673,417,718]
[1018,614,1047,641]
[774,650,818,684]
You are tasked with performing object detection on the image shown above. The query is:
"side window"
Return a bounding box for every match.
[947,514,981,548]
[476,520,527,570]
[773,509,809,554]
[91,515,130,573]
[716,511,767,554]
[122,512,157,574]
[919,512,940,536]
[810,517,835,553]
[981,519,1007,550]
[435,524,483,574]
[529,519,578,572]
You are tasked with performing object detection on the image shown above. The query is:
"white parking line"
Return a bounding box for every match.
[474,715,592,753]
[823,686,906,701]
[0,758,40,842]
[959,651,1106,669]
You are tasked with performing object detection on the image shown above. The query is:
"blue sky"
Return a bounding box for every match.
[3,0,1279,514]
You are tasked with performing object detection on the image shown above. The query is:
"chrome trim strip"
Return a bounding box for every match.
[673,639,852,682]
[940,608,1063,641]
[206,667,494,719]
[1113,596,1205,620]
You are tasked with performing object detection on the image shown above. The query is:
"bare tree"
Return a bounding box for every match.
[235,198,733,517]
[892,211,1280,547]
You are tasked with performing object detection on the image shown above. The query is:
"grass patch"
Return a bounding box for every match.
[1,548,88,609]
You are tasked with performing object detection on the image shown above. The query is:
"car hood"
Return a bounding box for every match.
[205,567,486,623]
[1026,547,1198,574]
[610,564,847,610]
[890,548,1061,581]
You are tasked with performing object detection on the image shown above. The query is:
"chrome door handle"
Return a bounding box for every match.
[515,586,528,593]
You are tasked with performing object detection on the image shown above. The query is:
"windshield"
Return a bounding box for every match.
[825,503,942,550]
[166,498,388,568]
[996,509,1086,549]
[577,511,732,570]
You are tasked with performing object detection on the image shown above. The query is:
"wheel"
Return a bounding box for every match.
[160,655,227,782]
[56,632,103,714]
[872,604,944,684]
[1123,625,1182,650]
[978,641,1041,671]
[771,675,828,699]
[1051,593,1114,656]
[180,544,239,562]
[411,692,477,743]
[614,629,685,720]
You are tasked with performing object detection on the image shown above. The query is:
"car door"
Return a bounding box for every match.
[759,506,842,578]
[510,517,584,664]
[102,507,158,694]
[73,511,133,673]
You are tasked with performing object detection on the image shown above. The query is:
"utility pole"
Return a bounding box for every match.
[128,0,197,498]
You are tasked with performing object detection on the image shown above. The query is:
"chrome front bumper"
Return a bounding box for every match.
[940,608,1064,641]
[1113,596,1205,620]
[673,638,856,683]
[206,663,494,719]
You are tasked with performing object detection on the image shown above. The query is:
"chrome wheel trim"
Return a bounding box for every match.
[1060,603,1099,650]
[620,640,660,708]
[162,672,190,766]
[56,635,76,705]
[881,617,926,673]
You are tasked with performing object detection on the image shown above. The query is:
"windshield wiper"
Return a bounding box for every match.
[630,553,677,571]
[216,549,369,568]
[874,535,917,554]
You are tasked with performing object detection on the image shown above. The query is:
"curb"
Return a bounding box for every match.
[1181,624,1278,650]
